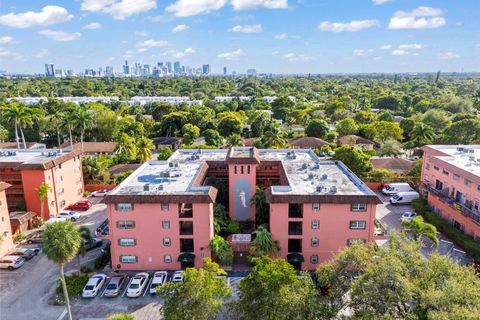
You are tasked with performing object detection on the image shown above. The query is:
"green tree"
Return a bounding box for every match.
[442,119,480,144]
[399,118,416,140]
[355,110,377,124]
[373,95,402,111]
[217,113,243,137]
[36,182,51,221]
[271,96,294,121]
[114,133,137,163]
[42,221,82,320]
[378,138,402,157]
[336,118,358,136]
[305,119,329,138]
[401,215,439,247]
[136,136,154,163]
[250,226,278,258]
[1,102,41,148]
[361,121,403,144]
[161,111,189,137]
[77,226,93,271]
[363,168,397,182]
[332,145,372,176]
[251,187,269,226]
[250,111,272,136]
[181,123,200,145]
[188,105,215,131]
[422,109,451,134]
[226,134,243,147]
[377,110,394,122]
[72,104,94,153]
[157,258,232,320]
[157,146,173,160]
[209,235,233,265]
[106,313,134,320]
[204,129,223,147]
[411,122,435,146]
[258,130,287,148]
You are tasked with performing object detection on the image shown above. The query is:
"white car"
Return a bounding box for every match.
[400,211,417,222]
[82,273,107,298]
[149,271,168,294]
[171,271,184,283]
[0,256,25,270]
[45,216,68,224]
[91,189,110,197]
[126,272,149,297]
[58,210,81,221]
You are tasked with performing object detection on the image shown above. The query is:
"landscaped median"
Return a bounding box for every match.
[412,199,480,260]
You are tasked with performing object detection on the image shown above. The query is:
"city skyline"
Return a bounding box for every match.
[0,0,479,74]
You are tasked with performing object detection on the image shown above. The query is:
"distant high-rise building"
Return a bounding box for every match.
[54,69,64,78]
[166,62,172,74]
[105,66,114,77]
[45,63,54,77]
[143,64,151,76]
[174,61,181,75]
[223,66,227,75]
[247,69,257,77]
[202,64,210,75]
[123,60,130,75]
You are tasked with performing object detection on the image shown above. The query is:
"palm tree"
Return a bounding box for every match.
[250,226,279,258]
[49,105,65,148]
[210,235,233,265]
[60,103,78,148]
[1,102,41,148]
[77,226,93,271]
[42,221,82,320]
[401,216,439,247]
[226,134,243,147]
[72,104,94,153]
[36,182,51,221]
[251,187,269,227]
[411,123,435,146]
[261,130,286,148]
[115,133,137,162]
[136,136,155,163]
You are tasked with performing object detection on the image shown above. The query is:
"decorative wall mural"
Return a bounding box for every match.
[234,178,251,220]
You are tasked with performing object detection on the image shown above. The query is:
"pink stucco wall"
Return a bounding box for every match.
[269,202,376,270]
[0,189,14,257]
[108,202,213,271]
[228,164,257,221]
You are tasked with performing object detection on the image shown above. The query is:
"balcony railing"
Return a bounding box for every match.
[423,184,480,225]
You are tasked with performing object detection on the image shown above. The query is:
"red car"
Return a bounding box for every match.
[67,200,92,211]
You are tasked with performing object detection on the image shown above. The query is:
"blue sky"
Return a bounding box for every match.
[0,0,479,74]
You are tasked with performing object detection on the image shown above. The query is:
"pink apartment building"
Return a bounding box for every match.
[421,145,480,243]
[0,182,14,258]
[0,149,84,220]
[104,147,381,271]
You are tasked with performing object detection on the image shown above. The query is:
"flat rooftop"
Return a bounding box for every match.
[109,148,378,203]
[0,149,79,170]
[426,145,480,177]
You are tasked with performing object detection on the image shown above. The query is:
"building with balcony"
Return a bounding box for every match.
[0,149,84,220]
[0,182,14,257]
[421,145,480,243]
[103,147,380,271]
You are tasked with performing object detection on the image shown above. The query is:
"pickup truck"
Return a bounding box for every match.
[83,238,103,251]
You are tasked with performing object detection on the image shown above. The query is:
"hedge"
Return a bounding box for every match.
[56,273,89,297]
[412,199,480,260]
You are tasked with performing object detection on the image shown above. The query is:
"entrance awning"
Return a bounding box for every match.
[286,253,304,263]
[177,253,195,263]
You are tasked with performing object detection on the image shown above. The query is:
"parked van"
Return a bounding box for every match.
[382,183,414,195]
[0,255,25,270]
[390,191,420,205]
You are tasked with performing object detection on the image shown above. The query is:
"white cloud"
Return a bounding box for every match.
[398,43,426,50]
[217,49,245,60]
[438,51,460,60]
[380,44,392,50]
[38,30,81,42]
[135,30,148,37]
[137,39,169,50]
[0,36,13,44]
[274,33,287,40]
[0,5,73,28]
[81,0,156,20]
[166,0,227,17]
[106,56,116,62]
[318,19,379,32]
[388,6,446,30]
[123,50,134,58]
[353,49,365,56]
[36,49,49,58]
[373,56,382,61]
[0,48,12,57]
[282,52,312,62]
[184,47,195,53]
[172,51,186,58]
[372,0,392,5]
[392,49,408,56]
[231,0,288,11]
[172,24,189,33]
[83,22,102,29]
[230,24,262,33]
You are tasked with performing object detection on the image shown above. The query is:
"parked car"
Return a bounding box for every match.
[104,275,126,297]
[382,183,414,195]
[378,183,390,190]
[126,272,149,297]
[95,219,109,236]
[0,256,25,270]
[400,211,418,222]
[67,200,92,211]
[390,191,420,205]
[57,210,81,221]
[82,273,108,298]
[45,216,68,224]
[9,248,36,261]
[149,271,168,294]
[91,189,110,197]
[83,238,103,251]
[26,231,43,244]
[171,271,184,283]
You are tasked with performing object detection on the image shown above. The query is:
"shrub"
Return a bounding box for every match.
[32,216,44,228]
[107,313,135,320]
[226,220,240,234]
[83,191,91,197]
[56,273,89,297]
[94,245,110,270]
[80,266,93,274]
[13,231,26,243]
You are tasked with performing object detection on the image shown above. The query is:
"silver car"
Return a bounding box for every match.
[104,275,126,297]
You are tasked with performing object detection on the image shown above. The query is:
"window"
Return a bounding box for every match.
[59,200,66,207]
[433,165,439,171]
[347,238,367,246]
[311,219,320,229]
[58,188,64,195]
[288,239,302,252]
[162,220,170,229]
[443,169,449,176]
[163,237,171,247]
[119,238,136,246]
[180,238,194,252]
[351,203,367,212]
[116,220,135,229]
[311,237,319,247]
[247,166,251,174]
[60,176,63,181]
[180,221,194,235]
[465,179,472,187]
[288,222,303,235]
[288,203,303,218]
[164,255,172,263]
[241,166,244,174]
[116,203,133,211]
[234,166,237,174]
[310,255,318,264]
[349,221,366,229]
[161,203,169,211]
[120,255,137,263]
[425,164,430,170]
[453,174,460,181]
[312,203,320,212]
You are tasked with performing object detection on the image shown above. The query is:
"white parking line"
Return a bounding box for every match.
[122,276,133,297]
[100,278,110,297]
[56,308,67,320]
[143,276,153,297]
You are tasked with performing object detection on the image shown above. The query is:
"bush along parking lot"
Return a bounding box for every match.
[94,244,111,270]
[54,273,89,305]
[412,199,480,260]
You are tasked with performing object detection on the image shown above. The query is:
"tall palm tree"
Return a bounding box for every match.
[115,133,137,162]
[250,226,279,258]
[401,216,439,247]
[251,187,269,226]
[77,226,93,271]
[60,103,78,148]
[411,123,435,146]
[261,130,287,148]
[42,221,82,320]
[48,100,66,147]
[72,104,94,153]
[36,182,51,221]
[136,136,155,163]
[1,102,41,148]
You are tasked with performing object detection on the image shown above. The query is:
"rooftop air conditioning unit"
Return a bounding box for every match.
[316,185,324,193]
[144,184,151,192]
[308,173,314,180]
[158,185,164,191]
[321,174,328,180]
[301,163,307,170]
[169,162,174,167]
[175,163,179,167]
[330,186,337,194]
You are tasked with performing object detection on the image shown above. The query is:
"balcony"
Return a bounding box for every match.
[180,221,194,235]
[288,203,303,218]
[179,203,193,218]
[288,221,303,235]
[288,239,302,253]
[423,184,480,225]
